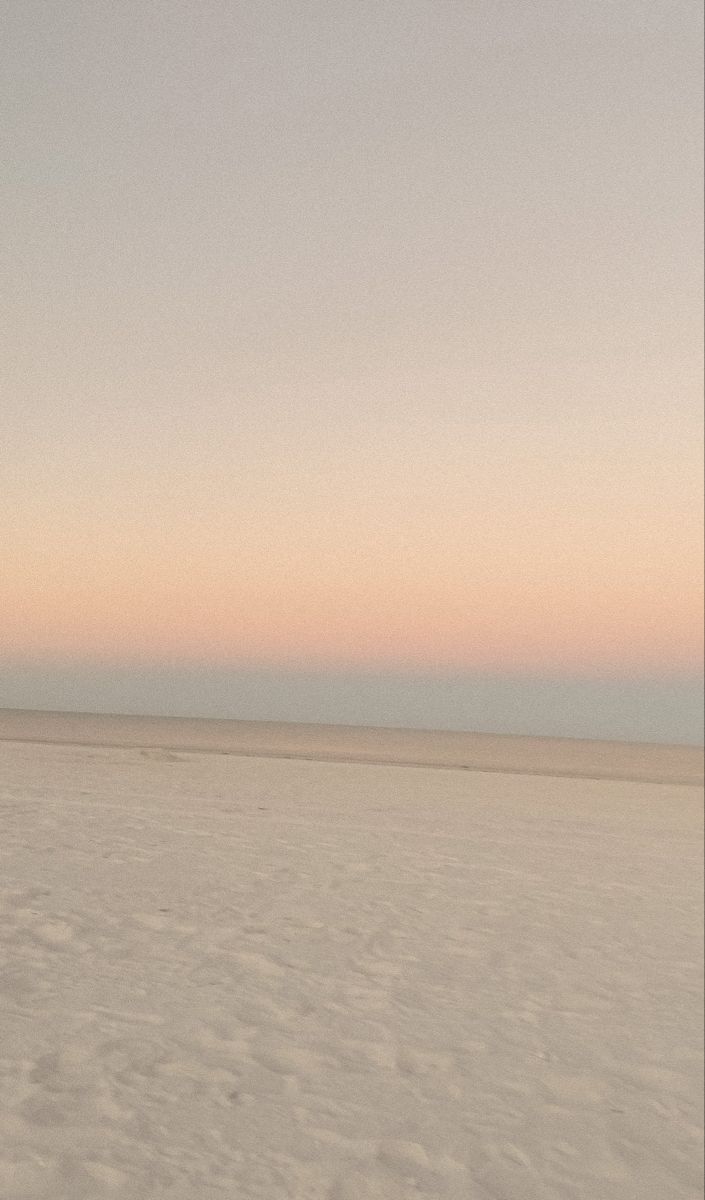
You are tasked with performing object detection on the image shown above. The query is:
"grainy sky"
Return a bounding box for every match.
[2,1,703,739]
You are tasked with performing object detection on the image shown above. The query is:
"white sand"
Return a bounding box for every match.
[0,734,702,1199]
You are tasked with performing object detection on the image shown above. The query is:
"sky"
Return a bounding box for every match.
[2,1,703,742]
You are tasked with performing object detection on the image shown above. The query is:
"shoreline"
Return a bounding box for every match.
[1,707,702,786]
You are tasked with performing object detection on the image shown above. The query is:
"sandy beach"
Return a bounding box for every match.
[0,722,702,1198]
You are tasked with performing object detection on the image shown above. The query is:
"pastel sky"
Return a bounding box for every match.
[2,2,703,739]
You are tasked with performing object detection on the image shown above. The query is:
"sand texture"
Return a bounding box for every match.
[0,735,703,1199]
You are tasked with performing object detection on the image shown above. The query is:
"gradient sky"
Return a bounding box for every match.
[2,1,703,740]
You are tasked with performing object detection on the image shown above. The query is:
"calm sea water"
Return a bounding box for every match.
[0,664,703,745]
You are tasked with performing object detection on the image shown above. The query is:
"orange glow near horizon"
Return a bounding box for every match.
[3,349,702,682]
[3,526,702,676]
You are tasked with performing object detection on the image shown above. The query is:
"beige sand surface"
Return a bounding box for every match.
[0,735,702,1199]
[0,709,702,784]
